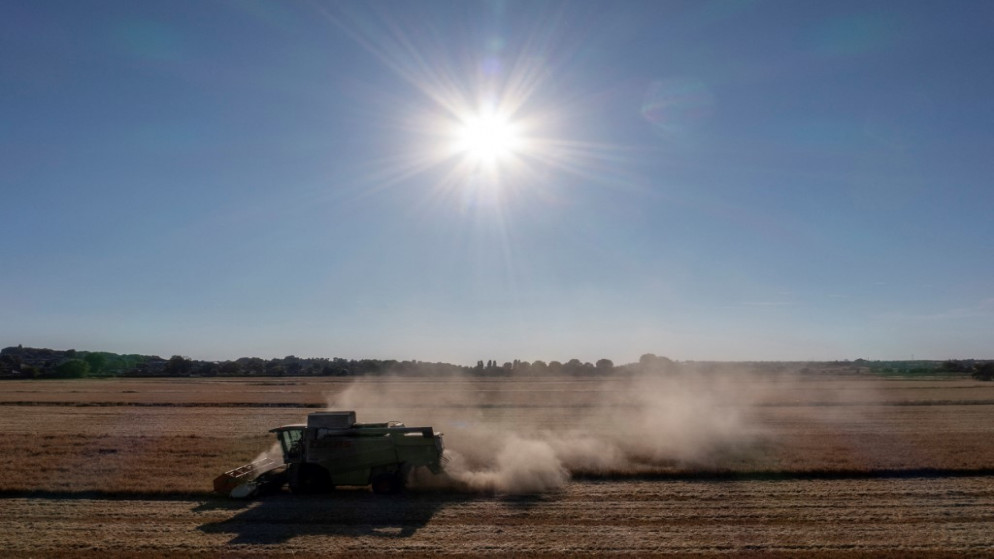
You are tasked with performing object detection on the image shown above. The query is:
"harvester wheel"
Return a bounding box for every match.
[289,463,332,495]
[371,471,403,495]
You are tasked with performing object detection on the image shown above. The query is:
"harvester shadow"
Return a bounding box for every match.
[197,489,469,544]
[191,498,256,513]
[500,493,558,512]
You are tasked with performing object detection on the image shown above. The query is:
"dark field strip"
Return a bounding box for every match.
[761,400,994,407]
[0,401,325,408]
[571,467,994,482]
[0,489,217,500]
[4,400,994,408]
[4,467,994,502]
[0,488,484,501]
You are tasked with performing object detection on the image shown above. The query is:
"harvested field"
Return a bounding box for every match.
[2,374,993,556]
[4,477,994,557]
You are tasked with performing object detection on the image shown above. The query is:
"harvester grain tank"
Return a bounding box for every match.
[213,411,445,497]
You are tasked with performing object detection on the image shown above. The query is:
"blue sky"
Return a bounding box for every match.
[2,0,992,364]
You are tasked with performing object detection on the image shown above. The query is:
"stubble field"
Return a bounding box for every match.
[2,373,993,557]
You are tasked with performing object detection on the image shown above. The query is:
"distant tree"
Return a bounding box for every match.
[548,360,563,374]
[639,353,675,374]
[195,361,219,377]
[564,358,583,374]
[236,357,265,375]
[165,355,193,376]
[595,358,614,373]
[0,352,21,374]
[940,360,970,373]
[530,360,548,374]
[115,354,147,375]
[973,363,994,381]
[55,359,89,378]
[330,357,352,376]
[639,353,657,369]
[355,359,383,375]
[381,359,400,374]
[283,356,303,376]
[83,353,106,375]
[266,359,285,376]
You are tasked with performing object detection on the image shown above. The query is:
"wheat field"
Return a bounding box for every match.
[1,374,993,556]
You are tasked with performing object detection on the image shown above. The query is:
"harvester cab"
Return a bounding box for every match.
[271,425,305,463]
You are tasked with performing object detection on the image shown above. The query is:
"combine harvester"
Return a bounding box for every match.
[214,411,446,498]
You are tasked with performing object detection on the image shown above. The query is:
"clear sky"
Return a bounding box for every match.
[2,1,992,364]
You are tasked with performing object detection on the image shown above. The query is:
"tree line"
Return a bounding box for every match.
[1,346,632,379]
[0,347,686,379]
[2,346,992,380]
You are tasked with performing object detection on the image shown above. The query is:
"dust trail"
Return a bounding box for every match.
[325,366,793,494]
[440,436,569,494]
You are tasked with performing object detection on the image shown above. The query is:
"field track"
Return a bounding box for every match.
[3,476,993,557]
[2,375,993,556]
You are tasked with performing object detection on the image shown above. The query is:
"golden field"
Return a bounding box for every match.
[1,373,993,556]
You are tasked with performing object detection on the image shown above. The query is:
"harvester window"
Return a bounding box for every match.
[279,428,304,458]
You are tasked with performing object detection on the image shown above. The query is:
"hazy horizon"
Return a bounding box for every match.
[3,1,992,364]
[4,343,988,369]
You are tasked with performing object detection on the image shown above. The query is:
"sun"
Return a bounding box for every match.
[452,113,521,164]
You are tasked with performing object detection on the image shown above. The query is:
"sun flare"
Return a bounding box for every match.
[453,113,521,163]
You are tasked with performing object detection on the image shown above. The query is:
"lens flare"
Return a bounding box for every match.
[641,77,714,138]
[314,4,650,210]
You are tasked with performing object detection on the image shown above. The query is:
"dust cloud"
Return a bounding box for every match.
[252,441,283,464]
[326,367,787,494]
